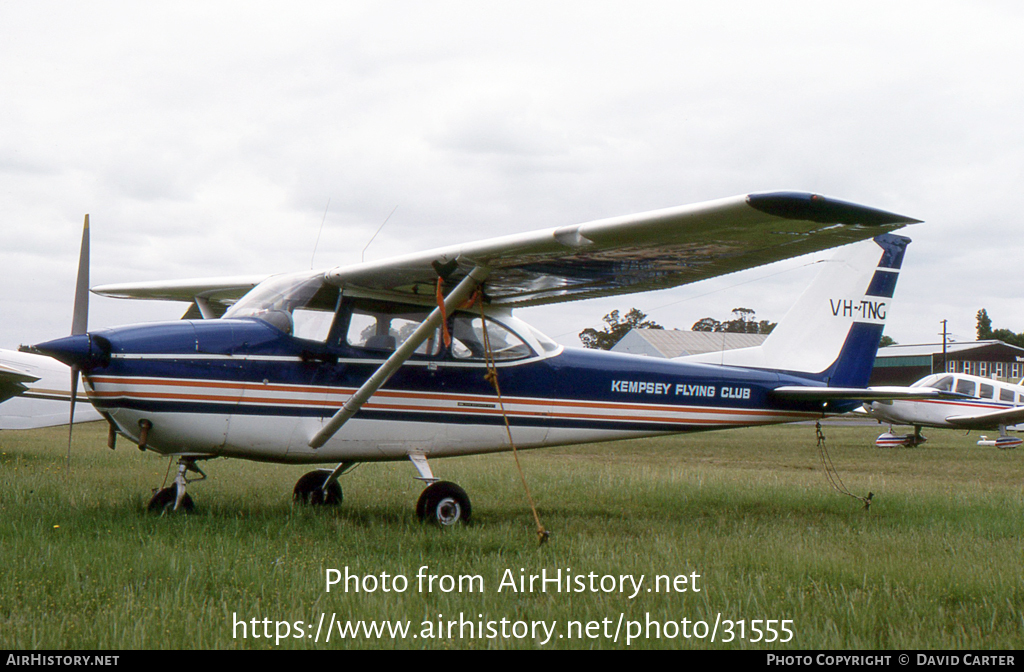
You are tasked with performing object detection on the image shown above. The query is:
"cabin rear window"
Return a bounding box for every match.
[345,304,442,356]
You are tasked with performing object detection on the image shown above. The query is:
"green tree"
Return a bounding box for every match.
[976,308,1024,347]
[580,308,662,350]
[879,335,897,348]
[976,309,993,340]
[691,307,776,334]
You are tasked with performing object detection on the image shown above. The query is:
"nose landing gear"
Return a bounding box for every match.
[148,457,207,514]
[293,468,345,505]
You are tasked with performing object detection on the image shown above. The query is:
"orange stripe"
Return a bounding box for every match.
[89,376,816,420]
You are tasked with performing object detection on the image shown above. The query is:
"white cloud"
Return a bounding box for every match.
[2,1,1024,349]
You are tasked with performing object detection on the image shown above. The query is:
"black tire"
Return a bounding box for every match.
[416,481,471,526]
[147,486,195,514]
[293,470,343,506]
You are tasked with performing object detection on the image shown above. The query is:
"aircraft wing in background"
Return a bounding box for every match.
[945,405,1024,429]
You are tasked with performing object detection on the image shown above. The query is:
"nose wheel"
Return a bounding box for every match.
[293,469,344,506]
[148,457,206,514]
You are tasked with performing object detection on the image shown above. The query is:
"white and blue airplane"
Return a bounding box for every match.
[29,192,948,523]
[863,372,1024,449]
[0,349,100,429]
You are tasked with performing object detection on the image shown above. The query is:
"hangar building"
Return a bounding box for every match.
[868,340,1024,386]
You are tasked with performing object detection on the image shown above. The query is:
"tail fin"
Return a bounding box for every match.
[679,233,910,386]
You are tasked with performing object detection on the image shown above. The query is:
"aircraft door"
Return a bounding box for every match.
[436,313,552,453]
[287,298,444,459]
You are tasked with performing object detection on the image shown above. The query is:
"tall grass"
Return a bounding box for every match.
[0,421,1021,649]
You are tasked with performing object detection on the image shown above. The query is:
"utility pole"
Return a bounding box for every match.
[938,319,949,374]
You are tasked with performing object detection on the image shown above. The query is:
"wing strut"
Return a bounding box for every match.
[308,264,491,449]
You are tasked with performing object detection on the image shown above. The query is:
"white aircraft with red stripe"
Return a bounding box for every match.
[864,372,1024,449]
[0,349,100,429]
[27,192,951,523]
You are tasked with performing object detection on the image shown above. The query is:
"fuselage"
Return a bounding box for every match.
[62,314,833,463]
[865,372,1024,430]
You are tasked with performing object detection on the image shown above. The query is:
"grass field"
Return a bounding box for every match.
[0,420,1021,650]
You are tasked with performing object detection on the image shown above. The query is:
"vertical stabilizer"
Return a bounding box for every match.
[679,233,909,386]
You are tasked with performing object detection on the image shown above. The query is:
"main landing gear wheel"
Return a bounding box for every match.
[147,486,195,514]
[293,470,343,506]
[416,481,471,526]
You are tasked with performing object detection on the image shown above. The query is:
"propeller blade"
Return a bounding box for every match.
[67,365,79,475]
[71,215,90,336]
[66,215,90,475]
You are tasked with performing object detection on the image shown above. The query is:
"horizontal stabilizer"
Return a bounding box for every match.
[0,361,41,386]
[771,386,966,402]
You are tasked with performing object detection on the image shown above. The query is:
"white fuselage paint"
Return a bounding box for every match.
[86,369,818,463]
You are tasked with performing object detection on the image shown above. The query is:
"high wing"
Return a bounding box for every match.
[92,192,918,310]
[92,275,268,317]
[945,406,1024,429]
[325,192,918,307]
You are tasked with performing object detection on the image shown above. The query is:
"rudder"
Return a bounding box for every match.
[679,233,910,386]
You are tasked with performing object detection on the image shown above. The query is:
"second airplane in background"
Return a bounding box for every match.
[864,372,1024,449]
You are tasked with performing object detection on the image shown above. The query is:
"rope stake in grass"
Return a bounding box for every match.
[815,421,873,510]
[477,294,549,545]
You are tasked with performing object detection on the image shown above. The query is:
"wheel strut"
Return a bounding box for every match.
[148,457,206,514]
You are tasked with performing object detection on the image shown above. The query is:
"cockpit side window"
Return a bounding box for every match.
[932,376,954,392]
[450,314,533,361]
[955,378,977,397]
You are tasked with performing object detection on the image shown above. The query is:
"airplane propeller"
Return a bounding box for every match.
[65,214,90,473]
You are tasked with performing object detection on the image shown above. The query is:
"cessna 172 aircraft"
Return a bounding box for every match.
[864,372,1024,449]
[29,191,950,524]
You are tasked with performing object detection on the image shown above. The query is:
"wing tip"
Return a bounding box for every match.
[746,192,921,226]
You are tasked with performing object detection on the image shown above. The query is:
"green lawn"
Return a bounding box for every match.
[0,420,1021,649]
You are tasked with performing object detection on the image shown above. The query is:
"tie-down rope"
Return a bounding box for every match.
[474,293,549,545]
[815,421,873,510]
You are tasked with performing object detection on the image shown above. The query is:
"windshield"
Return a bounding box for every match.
[224,272,339,341]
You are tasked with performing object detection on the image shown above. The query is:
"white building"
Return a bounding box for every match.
[611,329,768,358]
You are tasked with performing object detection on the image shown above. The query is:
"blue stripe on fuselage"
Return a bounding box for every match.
[84,319,832,425]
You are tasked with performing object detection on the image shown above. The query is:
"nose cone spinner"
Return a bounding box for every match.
[31,333,109,369]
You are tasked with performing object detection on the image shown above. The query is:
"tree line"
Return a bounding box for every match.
[580,307,775,350]
[976,309,1024,347]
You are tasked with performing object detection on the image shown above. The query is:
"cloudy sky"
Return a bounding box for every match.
[2,1,1022,351]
